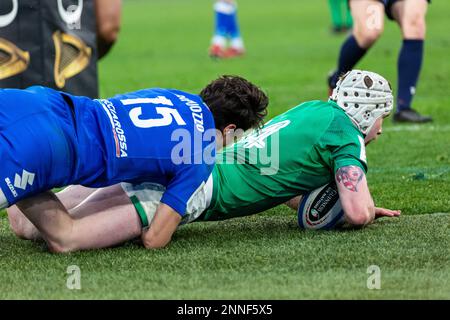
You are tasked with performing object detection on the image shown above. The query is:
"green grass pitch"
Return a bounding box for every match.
[0,0,449,299]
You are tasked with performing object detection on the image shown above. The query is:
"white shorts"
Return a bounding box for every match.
[121,175,213,229]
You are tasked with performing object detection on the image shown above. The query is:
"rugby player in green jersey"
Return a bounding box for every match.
[8,70,400,252]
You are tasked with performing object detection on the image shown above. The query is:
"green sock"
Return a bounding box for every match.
[328,0,343,28]
[342,0,353,28]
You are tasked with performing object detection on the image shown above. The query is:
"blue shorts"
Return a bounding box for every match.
[0,87,76,208]
[380,0,431,20]
[347,0,431,20]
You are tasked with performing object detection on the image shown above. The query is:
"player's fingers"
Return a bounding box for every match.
[375,207,389,216]
[375,211,390,219]
[375,208,401,217]
[385,209,401,216]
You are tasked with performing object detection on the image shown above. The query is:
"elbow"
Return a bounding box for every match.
[345,212,369,227]
[47,238,76,254]
[142,232,170,250]
[143,239,168,250]
[344,204,375,227]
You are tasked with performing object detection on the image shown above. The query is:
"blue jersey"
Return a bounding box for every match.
[0,86,216,216]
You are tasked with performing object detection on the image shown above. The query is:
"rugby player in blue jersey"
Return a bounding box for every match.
[0,75,268,249]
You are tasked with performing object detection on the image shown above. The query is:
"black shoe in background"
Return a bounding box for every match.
[331,26,343,34]
[393,109,433,123]
[327,71,337,97]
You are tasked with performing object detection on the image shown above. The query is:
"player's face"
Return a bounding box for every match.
[364,117,384,145]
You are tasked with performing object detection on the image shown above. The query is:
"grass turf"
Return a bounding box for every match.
[0,211,449,299]
[0,0,449,299]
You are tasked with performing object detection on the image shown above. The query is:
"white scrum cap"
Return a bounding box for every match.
[330,70,394,135]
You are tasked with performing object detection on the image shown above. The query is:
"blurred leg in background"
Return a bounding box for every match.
[328,0,385,94]
[328,0,353,34]
[343,0,354,31]
[209,0,245,58]
[95,0,122,59]
[391,0,432,123]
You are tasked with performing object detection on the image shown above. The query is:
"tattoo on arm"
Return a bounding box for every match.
[336,166,364,192]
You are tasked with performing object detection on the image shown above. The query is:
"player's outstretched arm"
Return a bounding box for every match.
[141,203,182,249]
[335,165,375,227]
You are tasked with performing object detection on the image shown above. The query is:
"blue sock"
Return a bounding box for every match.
[227,8,240,40]
[330,35,367,88]
[214,14,228,38]
[397,39,424,112]
[214,1,239,39]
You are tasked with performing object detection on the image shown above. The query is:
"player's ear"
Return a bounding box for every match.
[221,124,238,147]
[223,124,237,135]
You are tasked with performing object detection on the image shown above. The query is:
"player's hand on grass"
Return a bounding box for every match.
[375,207,401,219]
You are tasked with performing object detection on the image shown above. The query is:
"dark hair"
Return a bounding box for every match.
[199,75,268,131]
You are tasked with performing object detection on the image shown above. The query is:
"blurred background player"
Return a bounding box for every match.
[96,0,122,59]
[0,0,121,98]
[209,0,245,58]
[328,0,353,34]
[327,0,432,123]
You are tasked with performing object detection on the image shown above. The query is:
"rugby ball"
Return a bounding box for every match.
[298,182,346,230]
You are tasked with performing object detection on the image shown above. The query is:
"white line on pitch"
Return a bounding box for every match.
[385,125,450,132]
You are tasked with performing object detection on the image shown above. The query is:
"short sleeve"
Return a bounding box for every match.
[332,130,367,174]
[160,162,214,216]
[321,110,368,174]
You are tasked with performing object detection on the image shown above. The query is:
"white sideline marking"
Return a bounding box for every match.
[385,125,450,132]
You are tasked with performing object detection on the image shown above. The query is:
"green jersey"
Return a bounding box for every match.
[201,100,367,221]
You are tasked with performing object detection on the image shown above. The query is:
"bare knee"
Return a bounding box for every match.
[350,0,385,48]
[7,206,34,240]
[353,27,383,48]
[401,13,426,39]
